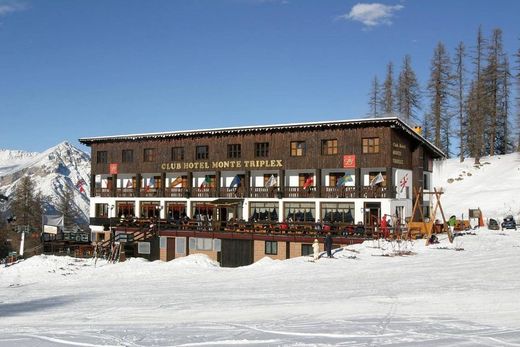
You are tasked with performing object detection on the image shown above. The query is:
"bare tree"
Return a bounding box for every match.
[56,182,80,229]
[382,62,395,114]
[368,76,382,118]
[427,42,452,156]
[453,42,467,162]
[396,55,422,123]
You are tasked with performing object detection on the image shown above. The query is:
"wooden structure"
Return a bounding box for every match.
[80,116,445,265]
[407,187,450,243]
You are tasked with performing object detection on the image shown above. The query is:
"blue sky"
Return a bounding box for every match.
[0,0,518,152]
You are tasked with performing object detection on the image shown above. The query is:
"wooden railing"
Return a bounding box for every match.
[116,188,136,197]
[165,187,189,198]
[284,187,317,198]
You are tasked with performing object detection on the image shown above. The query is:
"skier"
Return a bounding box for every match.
[312,239,320,261]
[324,232,333,258]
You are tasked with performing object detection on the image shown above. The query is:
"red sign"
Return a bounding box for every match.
[343,155,356,168]
[109,163,118,175]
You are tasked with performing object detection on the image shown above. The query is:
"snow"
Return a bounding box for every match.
[2,230,520,346]
[1,154,520,345]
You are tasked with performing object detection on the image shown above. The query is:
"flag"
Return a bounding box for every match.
[126,179,133,189]
[75,179,86,194]
[146,177,155,192]
[266,174,277,188]
[302,176,314,190]
[337,174,354,188]
[170,176,183,187]
[200,175,211,188]
[229,175,241,188]
[370,172,384,187]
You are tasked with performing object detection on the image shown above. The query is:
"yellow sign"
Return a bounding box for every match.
[161,160,283,171]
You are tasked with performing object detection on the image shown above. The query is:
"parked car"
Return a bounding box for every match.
[488,218,500,230]
[501,215,517,230]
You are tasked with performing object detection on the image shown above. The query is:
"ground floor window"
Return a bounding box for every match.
[284,202,315,222]
[141,201,160,218]
[95,203,108,218]
[265,241,278,255]
[250,202,279,222]
[321,202,355,223]
[166,202,187,221]
[116,201,135,218]
[301,244,313,256]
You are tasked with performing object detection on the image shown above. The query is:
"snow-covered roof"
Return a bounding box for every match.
[79,116,445,158]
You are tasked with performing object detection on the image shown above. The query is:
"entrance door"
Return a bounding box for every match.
[364,202,381,226]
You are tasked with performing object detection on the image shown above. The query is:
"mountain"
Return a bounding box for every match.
[434,152,520,222]
[0,142,90,224]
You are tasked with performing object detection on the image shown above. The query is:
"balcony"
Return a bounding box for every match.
[116,188,136,197]
[165,187,189,198]
[219,187,246,198]
[190,187,217,198]
[94,188,111,197]
[284,187,317,198]
[141,188,163,197]
[250,187,278,198]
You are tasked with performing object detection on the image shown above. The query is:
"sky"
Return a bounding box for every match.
[0,0,518,153]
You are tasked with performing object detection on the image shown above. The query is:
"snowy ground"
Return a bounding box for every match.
[2,229,520,346]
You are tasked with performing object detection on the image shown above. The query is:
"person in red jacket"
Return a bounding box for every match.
[380,214,389,239]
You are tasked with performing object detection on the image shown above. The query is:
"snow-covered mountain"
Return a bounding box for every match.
[0,142,90,224]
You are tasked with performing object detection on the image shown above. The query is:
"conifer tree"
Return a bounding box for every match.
[382,62,395,114]
[427,42,452,156]
[56,183,80,229]
[396,55,421,123]
[453,42,467,162]
[368,76,382,118]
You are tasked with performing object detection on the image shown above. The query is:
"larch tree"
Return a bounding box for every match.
[382,62,395,115]
[516,44,520,152]
[56,182,80,229]
[368,75,382,118]
[396,55,422,123]
[427,42,452,156]
[453,42,467,162]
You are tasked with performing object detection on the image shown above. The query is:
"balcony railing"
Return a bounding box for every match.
[93,186,395,199]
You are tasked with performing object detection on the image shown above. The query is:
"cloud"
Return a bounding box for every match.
[339,3,404,27]
[0,0,27,17]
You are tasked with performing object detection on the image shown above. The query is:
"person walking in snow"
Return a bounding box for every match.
[324,232,333,258]
[312,239,320,261]
[380,214,389,239]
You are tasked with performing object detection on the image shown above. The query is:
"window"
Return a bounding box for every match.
[301,244,313,256]
[122,150,133,163]
[250,202,279,221]
[95,203,109,218]
[196,146,209,160]
[116,201,135,218]
[140,201,160,218]
[321,202,355,223]
[290,141,306,157]
[143,148,156,162]
[227,144,241,159]
[171,147,184,161]
[255,142,269,157]
[96,151,107,164]
[321,139,338,155]
[265,241,278,255]
[285,202,315,222]
[423,173,430,190]
[362,137,380,154]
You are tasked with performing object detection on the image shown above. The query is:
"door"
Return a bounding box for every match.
[364,202,381,226]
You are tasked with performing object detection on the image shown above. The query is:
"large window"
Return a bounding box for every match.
[284,202,315,222]
[265,241,278,255]
[227,144,241,159]
[362,137,380,154]
[196,145,209,160]
[143,148,156,162]
[171,147,184,161]
[321,139,338,155]
[166,202,187,221]
[141,201,160,219]
[321,202,355,223]
[122,149,133,163]
[95,203,108,218]
[116,201,135,218]
[290,141,306,157]
[96,151,107,164]
[250,202,279,221]
[255,142,269,157]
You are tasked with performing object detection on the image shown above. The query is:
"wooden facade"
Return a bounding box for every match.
[80,117,444,265]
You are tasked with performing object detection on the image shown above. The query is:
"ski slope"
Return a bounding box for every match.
[1,229,520,346]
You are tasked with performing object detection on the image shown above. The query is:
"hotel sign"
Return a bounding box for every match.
[161,159,284,171]
[392,142,406,165]
[342,155,356,168]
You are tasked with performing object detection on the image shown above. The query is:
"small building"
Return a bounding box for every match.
[79,116,444,266]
